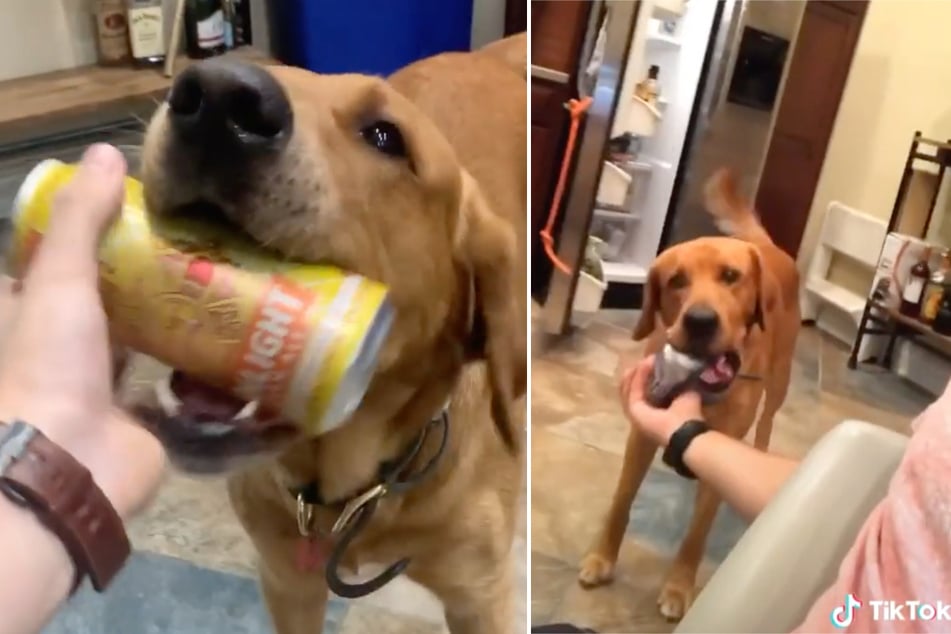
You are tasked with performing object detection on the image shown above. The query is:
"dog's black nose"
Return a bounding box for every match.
[683,305,720,341]
[167,60,292,151]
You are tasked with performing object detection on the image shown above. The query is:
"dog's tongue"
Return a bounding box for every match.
[169,371,248,421]
[699,354,734,384]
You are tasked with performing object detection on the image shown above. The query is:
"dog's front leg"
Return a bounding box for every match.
[657,481,719,621]
[227,475,330,634]
[411,541,516,634]
[443,566,515,634]
[258,555,330,634]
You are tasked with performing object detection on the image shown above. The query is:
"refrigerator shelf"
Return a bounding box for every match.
[602,261,648,284]
[647,31,682,48]
[594,207,641,222]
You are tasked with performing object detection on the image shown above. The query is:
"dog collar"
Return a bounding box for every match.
[289,404,450,598]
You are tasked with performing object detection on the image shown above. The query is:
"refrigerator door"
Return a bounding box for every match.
[539,0,640,335]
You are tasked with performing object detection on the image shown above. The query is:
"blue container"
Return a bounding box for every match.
[270,0,475,77]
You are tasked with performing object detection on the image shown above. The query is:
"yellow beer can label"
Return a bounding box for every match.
[11,159,392,434]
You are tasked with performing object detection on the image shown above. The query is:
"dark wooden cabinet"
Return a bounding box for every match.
[755,0,868,257]
[504,0,527,36]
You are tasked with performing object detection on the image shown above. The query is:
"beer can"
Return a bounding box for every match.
[10,159,393,435]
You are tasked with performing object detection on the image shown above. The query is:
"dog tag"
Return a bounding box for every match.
[295,537,329,573]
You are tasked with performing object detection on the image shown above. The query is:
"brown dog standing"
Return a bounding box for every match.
[135,35,526,634]
[578,169,801,620]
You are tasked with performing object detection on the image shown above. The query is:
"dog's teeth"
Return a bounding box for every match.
[234,400,259,420]
[197,422,235,437]
[154,376,182,417]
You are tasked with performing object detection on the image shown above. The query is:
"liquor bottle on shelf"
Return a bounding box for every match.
[932,292,951,336]
[900,247,931,318]
[233,0,252,46]
[222,0,235,50]
[93,0,132,66]
[920,248,951,324]
[127,0,166,67]
[185,0,227,59]
[634,65,661,106]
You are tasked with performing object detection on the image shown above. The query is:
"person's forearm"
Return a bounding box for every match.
[0,496,75,634]
[683,430,799,521]
[0,406,160,634]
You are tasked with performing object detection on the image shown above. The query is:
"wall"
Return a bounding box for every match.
[0,0,504,83]
[799,0,951,294]
[0,0,99,81]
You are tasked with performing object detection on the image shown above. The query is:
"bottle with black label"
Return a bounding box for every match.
[127,0,166,67]
[900,247,931,317]
[185,0,227,58]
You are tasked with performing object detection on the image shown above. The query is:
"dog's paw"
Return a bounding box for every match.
[657,578,695,621]
[577,552,615,588]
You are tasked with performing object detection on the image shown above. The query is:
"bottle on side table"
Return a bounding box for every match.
[900,246,932,318]
[920,248,951,324]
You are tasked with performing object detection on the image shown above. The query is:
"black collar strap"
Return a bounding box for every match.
[291,407,450,598]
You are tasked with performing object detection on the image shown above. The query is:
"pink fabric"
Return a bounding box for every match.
[794,384,951,633]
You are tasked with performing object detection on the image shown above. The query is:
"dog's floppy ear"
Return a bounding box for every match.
[457,174,524,452]
[633,266,660,341]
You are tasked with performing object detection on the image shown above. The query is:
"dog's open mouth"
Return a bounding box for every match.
[695,351,741,392]
[135,360,299,473]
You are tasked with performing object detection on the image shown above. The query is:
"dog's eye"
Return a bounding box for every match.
[721,267,741,284]
[360,121,407,158]
[668,271,689,289]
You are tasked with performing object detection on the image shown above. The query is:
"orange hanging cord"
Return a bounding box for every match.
[540,96,594,275]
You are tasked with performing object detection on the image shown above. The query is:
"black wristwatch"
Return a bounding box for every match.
[661,419,710,479]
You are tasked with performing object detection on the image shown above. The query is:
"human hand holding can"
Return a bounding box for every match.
[10,159,393,435]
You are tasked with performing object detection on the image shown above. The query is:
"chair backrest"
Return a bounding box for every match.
[675,421,908,634]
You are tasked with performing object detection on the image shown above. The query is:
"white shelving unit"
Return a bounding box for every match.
[589,0,718,285]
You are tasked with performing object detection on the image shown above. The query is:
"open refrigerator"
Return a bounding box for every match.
[541,0,792,334]
[588,0,720,286]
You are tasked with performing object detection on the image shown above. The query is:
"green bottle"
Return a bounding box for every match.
[185,0,227,59]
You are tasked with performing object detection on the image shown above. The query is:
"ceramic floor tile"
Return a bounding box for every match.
[531,429,624,563]
[339,604,446,634]
[45,551,348,634]
[127,470,258,578]
[531,551,576,625]
[626,466,748,563]
[351,576,446,624]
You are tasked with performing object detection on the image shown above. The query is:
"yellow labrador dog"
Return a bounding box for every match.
[134,34,526,634]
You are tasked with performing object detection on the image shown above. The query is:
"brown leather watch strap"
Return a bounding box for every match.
[0,420,130,593]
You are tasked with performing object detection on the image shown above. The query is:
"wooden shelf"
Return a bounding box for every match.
[0,47,274,146]
[873,301,951,352]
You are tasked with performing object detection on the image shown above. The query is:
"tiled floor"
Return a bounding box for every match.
[530,307,932,633]
[50,357,527,634]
